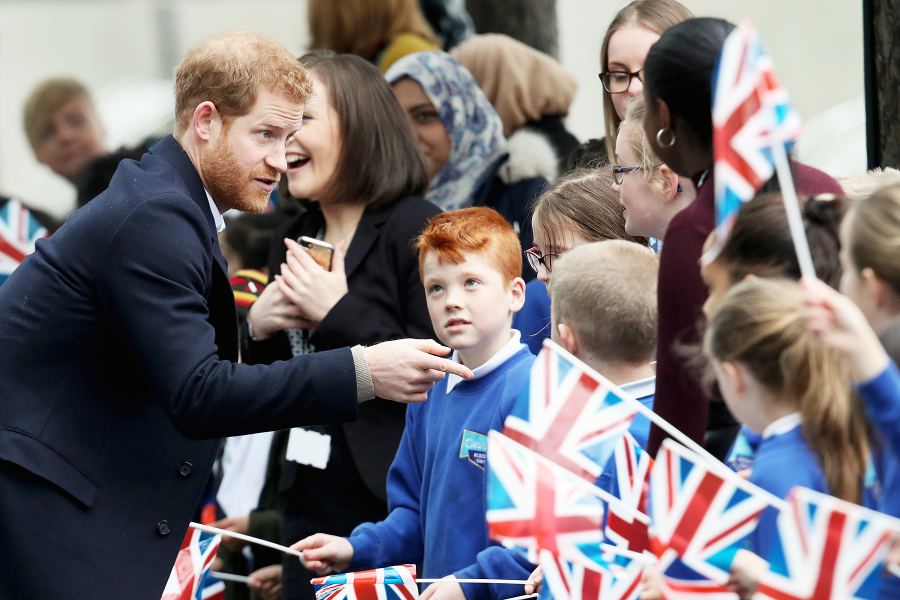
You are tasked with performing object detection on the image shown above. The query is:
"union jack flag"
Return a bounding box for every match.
[160,528,225,600]
[601,432,653,553]
[538,548,644,600]
[486,431,644,564]
[756,487,896,600]
[311,565,418,600]
[502,341,638,484]
[0,198,48,285]
[648,440,769,586]
[709,21,802,255]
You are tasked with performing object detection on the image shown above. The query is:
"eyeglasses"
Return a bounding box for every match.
[612,163,660,185]
[524,246,559,274]
[598,69,644,94]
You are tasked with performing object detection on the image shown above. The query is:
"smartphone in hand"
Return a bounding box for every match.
[297,236,335,271]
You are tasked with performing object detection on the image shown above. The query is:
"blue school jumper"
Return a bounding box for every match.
[348,334,535,600]
[856,361,900,599]
[748,414,828,556]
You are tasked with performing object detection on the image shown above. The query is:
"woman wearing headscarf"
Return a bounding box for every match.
[451,33,579,179]
[386,51,548,270]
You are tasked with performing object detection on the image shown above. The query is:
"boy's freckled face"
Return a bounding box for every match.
[421,251,516,356]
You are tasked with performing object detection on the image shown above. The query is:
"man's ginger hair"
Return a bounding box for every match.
[416,207,522,284]
[174,31,312,135]
[551,240,658,364]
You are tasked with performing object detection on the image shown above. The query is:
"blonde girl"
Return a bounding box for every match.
[612,97,694,242]
[705,278,872,554]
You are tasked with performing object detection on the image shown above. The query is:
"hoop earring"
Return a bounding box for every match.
[656,127,676,148]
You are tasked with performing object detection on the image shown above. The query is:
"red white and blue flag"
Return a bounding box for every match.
[538,547,644,600]
[0,198,48,285]
[755,486,896,600]
[602,432,653,553]
[487,431,622,563]
[502,342,638,484]
[160,528,225,600]
[648,440,769,588]
[709,21,802,255]
[311,565,418,600]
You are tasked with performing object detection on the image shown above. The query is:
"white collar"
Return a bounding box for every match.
[446,330,525,393]
[205,189,226,233]
[762,412,802,439]
[620,374,656,400]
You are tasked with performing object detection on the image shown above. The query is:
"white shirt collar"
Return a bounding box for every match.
[446,330,526,393]
[205,189,226,233]
[620,374,656,400]
[762,412,802,439]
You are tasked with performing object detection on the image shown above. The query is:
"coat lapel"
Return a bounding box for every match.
[343,205,392,278]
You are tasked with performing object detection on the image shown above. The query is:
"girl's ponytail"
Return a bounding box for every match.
[705,278,869,502]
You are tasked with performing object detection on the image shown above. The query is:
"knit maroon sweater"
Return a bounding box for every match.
[647,162,844,456]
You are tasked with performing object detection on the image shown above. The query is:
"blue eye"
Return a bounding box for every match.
[465,279,479,287]
[259,130,273,140]
[429,284,443,294]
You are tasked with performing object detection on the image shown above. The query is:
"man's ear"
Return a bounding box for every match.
[509,277,527,313]
[556,322,580,356]
[190,101,219,142]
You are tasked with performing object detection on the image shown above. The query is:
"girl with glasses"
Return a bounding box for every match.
[598,0,693,162]
[513,168,647,354]
[612,97,694,244]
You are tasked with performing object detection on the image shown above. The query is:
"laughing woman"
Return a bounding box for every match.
[243,52,440,600]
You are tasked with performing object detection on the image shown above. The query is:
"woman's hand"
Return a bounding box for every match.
[247,272,316,340]
[277,238,350,324]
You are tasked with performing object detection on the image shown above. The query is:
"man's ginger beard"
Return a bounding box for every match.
[203,121,280,214]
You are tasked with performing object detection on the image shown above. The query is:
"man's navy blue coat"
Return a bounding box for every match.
[0,135,359,598]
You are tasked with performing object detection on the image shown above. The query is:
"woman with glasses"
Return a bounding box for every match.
[612,97,695,248]
[598,0,693,162]
[386,51,549,273]
[513,168,647,354]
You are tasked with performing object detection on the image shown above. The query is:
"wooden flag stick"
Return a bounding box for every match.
[772,143,816,279]
[190,522,304,559]
[211,571,251,584]
[417,579,531,584]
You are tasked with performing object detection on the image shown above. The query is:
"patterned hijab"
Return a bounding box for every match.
[386,51,507,211]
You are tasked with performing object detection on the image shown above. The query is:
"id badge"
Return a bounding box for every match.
[285,427,332,469]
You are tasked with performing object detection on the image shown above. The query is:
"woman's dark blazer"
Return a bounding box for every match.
[244,195,441,500]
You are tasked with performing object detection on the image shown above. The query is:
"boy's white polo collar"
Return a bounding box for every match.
[619,373,656,401]
[446,330,525,393]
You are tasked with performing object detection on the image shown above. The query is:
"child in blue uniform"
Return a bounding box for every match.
[705,278,876,592]
[292,208,534,600]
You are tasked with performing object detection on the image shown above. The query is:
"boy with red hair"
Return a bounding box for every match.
[294,207,533,599]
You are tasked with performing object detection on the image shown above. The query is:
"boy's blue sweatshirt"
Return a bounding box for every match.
[856,361,900,599]
[348,344,535,600]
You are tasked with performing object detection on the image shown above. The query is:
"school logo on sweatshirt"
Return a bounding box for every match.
[460,429,487,468]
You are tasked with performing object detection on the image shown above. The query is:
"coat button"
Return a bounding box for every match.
[178,462,193,478]
[157,520,171,536]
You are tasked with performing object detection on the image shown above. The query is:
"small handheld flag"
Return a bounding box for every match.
[311,565,419,600]
[707,20,811,277]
